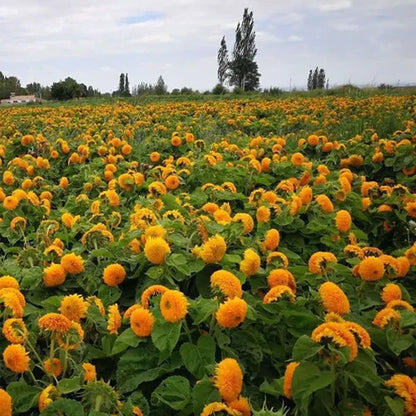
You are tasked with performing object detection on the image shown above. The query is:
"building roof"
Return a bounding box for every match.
[9,95,37,100]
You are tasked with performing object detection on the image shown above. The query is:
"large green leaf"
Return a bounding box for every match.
[151,376,191,410]
[7,381,42,413]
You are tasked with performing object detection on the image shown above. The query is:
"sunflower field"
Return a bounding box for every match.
[0,95,416,416]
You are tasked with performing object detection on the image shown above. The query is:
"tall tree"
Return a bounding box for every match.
[228,8,260,91]
[217,36,229,86]
[154,76,167,95]
[307,70,313,91]
[312,67,319,90]
[317,68,326,89]
[125,73,131,97]
[118,73,125,96]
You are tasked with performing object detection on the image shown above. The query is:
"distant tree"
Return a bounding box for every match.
[307,67,327,90]
[124,73,131,97]
[326,79,329,90]
[228,8,260,91]
[217,36,229,86]
[118,73,125,96]
[50,77,86,100]
[212,84,228,95]
[317,69,326,89]
[312,67,318,90]
[154,76,167,95]
[0,73,26,99]
[307,70,313,91]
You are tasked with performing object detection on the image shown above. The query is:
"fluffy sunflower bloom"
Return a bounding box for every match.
[0,388,12,416]
[372,307,401,328]
[3,196,19,210]
[86,296,105,316]
[228,397,251,416]
[319,282,350,316]
[386,374,416,415]
[200,402,239,416]
[82,363,97,382]
[263,285,295,304]
[315,195,334,213]
[130,306,155,337]
[386,300,414,312]
[358,256,385,281]
[239,249,261,277]
[61,212,80,228]
[233,213,254,234]
[107,304,122,335]
[343,321,371,349]
[141,285,169,309]
[59,294,87,322]
[267,269,296,293]
[308,252,338,275]
[256,206,271,223]
[43,263,66,287]
[3,344,30,373]
[38,385,58,411]
[0,275,19,290]
[38,313,72,333]
[335,210,352,233]
[263,229,280,251]
[103,263,126,286]
[216,297,248,328]
[144,237,170,265]
[60,252,84,275]
[311,321,358,361]
[43,358,63,377]
[160,290,189,322]
[210,270,242,299]
[215,358,243,403]
[267,251,289,268]
[2,318,28,344]
[397,256,410,277]
[382,284,402,304]
[200,234,227,264]
[0,288,25,317]
[283,362,300,399]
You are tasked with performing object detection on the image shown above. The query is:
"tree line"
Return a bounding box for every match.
[0,71,101,101]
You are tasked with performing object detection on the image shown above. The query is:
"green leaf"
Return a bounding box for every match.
[58,377,82,394]
[197,334,216,364]
[117,344,182,393]
[291,362,335,407]
[386,329,413,355]
[152,376,191,410]
[260,378,284,396]
[98,285,121,305]
[192,377,221,415]
[189,298,218,324]
[292,335,322,361]
[180,343,204,378]
[146,266,164,280]
[20,266,43,290]
[7,381,41,413]
[151,319,182,355]
[41,399,85,415]
[112,328,143,355]
[385,397,405,416]
[166,253,187,267]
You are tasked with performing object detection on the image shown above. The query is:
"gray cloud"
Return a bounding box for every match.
[1,0,415,91]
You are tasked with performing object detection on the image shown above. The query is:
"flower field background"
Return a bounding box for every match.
[0,95,416,415]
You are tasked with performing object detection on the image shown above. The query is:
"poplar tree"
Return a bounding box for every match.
[118,73,125,96]
[228,8,260,91]
[217,36,229,85]
[125,73,131,97]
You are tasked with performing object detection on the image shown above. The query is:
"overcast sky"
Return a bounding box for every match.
[1,0,415,92]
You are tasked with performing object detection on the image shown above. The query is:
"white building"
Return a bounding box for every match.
[1,93,37,105]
